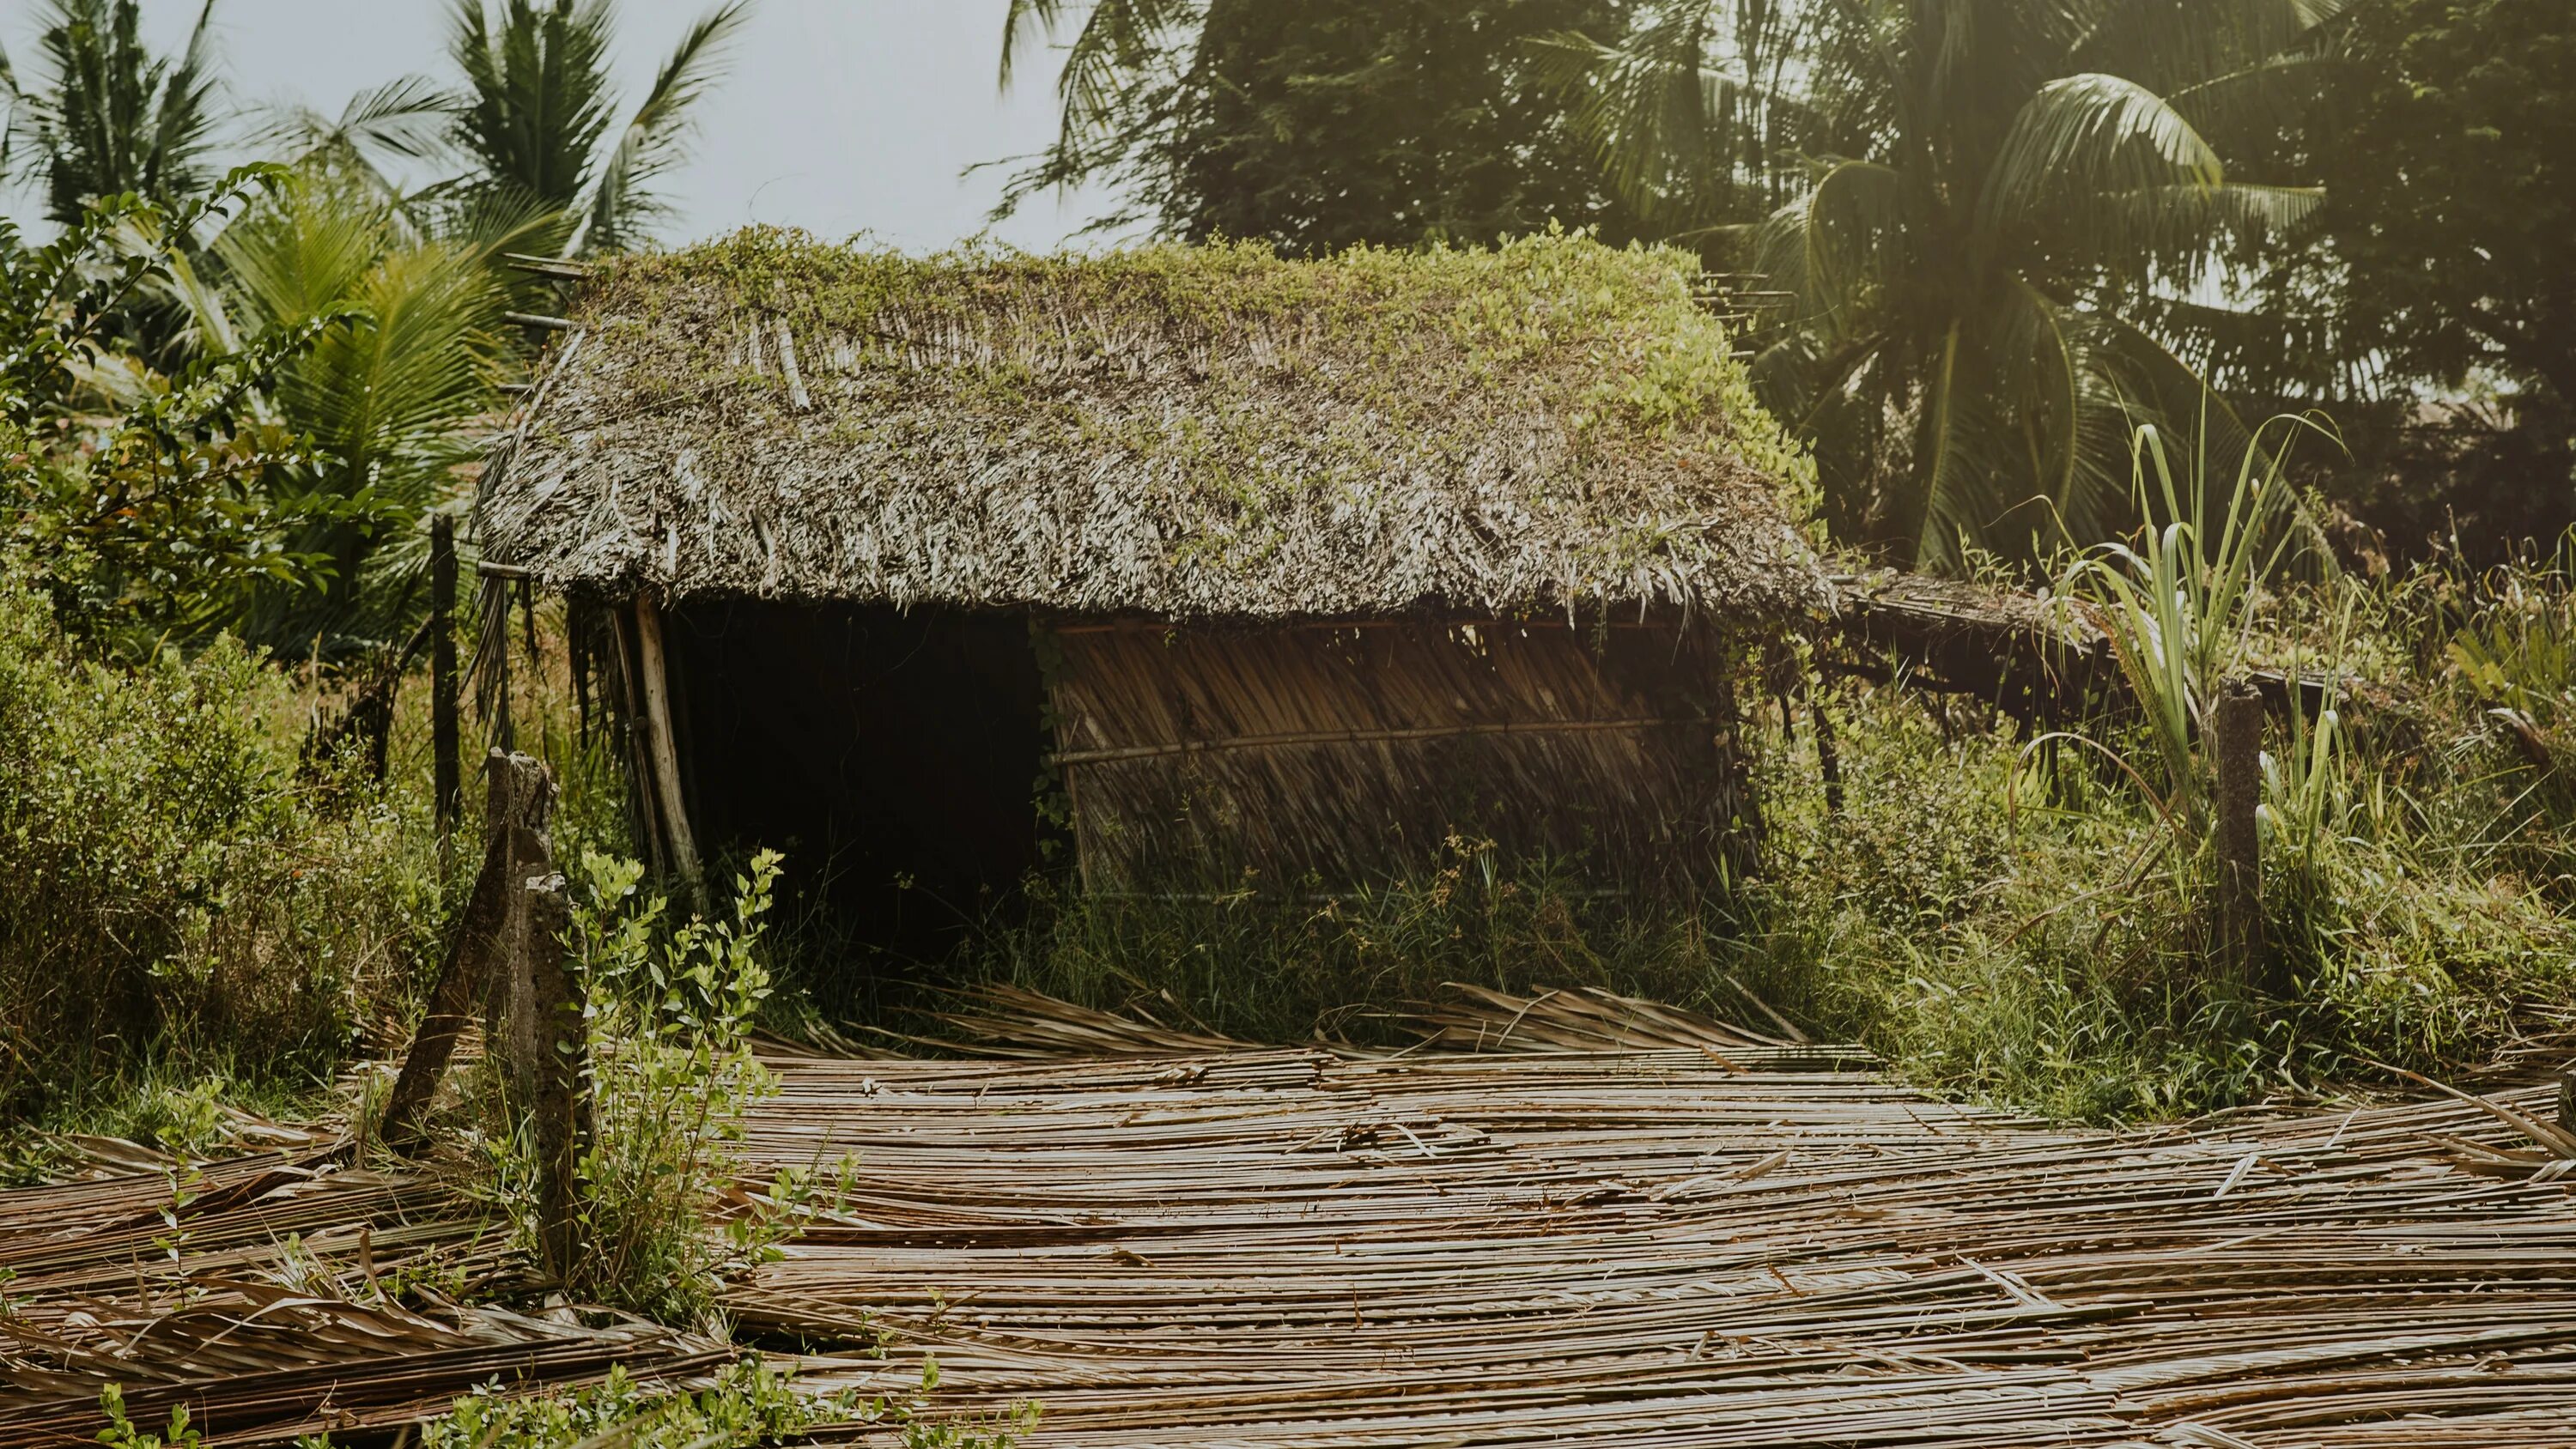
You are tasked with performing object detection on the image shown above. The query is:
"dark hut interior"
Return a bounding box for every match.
[652,599,1759,957]
[659,600,1061,957]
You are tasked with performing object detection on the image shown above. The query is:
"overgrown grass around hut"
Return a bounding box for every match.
[1734,671,2576,1120]
[933,845,1766,1051]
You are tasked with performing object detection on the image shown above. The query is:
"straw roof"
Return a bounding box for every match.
[478,229,1828,621]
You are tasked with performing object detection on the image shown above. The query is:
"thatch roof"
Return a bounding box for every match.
[478,229,1828,621]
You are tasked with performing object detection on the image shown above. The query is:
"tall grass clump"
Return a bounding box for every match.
[0,569,440,1119]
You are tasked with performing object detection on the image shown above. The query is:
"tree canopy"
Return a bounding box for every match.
[999,0,1638,252]
[0,0,222,226]
[448,0,754,258]
[2288,0,2576,411]
[3,0,755,657]
[1552,0,2339,565]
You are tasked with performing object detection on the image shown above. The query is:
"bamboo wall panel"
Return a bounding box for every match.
[1047,620,1755,893]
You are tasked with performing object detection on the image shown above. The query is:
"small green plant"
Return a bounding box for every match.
[556,848,796,1322]
[2056,418,2318,837]
[2446,534,2576,728]
[96,1385,200,1449]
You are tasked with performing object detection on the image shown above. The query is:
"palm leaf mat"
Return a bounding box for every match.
[5,985,2572,1446]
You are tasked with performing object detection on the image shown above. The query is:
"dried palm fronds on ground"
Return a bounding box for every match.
[889,982,1250,1059]
[732,990,2576,1447]
[1396,980,1829,1057]
[0,1150,725,1447]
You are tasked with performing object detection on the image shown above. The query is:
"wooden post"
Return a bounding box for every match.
[2558,1070,2573,1137]
[1711,642,1762,884]
[632,595,708,913]
[431,516,461,865]
[379,750,556,1152]
[2211,678,2268,991]
[522,868,591,1282]
[1811,701,1844,815]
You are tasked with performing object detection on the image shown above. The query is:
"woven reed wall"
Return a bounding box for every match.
[1045,617,1757,894]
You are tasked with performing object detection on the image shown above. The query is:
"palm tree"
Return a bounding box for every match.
[447,0,753,258]
[136,162,532,655]
[0,0,223,227]
[1548,0,2343,567]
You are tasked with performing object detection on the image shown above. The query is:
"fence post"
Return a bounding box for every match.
[431,515,461,868]
[1811,701,1845,815]
[2212,677,2268,991]
[522,869,591,1282]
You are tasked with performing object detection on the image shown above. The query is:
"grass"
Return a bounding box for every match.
[400,1355,1036,1449]
[936,843,1756,1049]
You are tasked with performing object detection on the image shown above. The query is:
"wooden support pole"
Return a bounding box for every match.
[2211,678,2268,991]
[382,750,590,1278]
[379,750,556,1152]
[607,605,668,879]
[431,515,460,864]
[632,595,707,913]
[490,576,516,755]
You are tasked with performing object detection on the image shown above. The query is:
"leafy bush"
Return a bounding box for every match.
[1727,454,2576,1121]
[1733,664,2576,1121]
[541,848,797,1323]
[417,1359,838,1449]
[0,571,437,1117]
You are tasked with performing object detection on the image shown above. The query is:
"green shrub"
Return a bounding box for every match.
[0,572,438,1117]
[510,848,800,1324]
[416,1359,838,1449]
[1736,661,2576,1121]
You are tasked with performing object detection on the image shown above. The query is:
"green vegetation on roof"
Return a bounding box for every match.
[488,227,1825,619]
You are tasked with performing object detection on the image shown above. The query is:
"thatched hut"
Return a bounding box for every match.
[477,230,1828,942]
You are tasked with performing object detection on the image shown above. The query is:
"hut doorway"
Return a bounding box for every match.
[661,600,1058,964]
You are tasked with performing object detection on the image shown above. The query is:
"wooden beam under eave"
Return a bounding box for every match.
[632,594,708,915]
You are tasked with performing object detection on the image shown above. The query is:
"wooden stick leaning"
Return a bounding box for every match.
[379,751,556,1152]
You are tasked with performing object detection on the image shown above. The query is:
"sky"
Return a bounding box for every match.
[1,0,1121,251]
